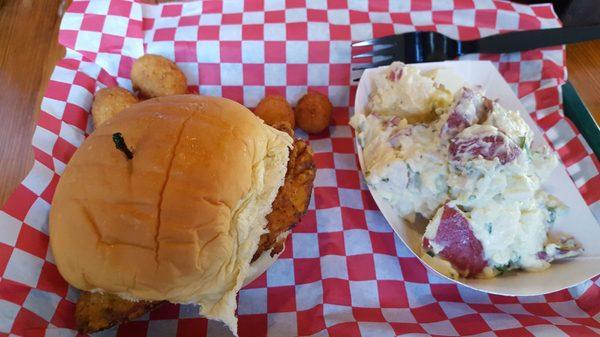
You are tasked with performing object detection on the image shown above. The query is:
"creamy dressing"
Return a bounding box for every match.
[353,112,448,219]
[351,62,579,278]
[367,63,453,123]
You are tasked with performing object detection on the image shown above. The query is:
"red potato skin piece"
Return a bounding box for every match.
[386,67,403,82]
[428,205,487,277]
[440,90,493,140]
[442,111,471,139]
[440,89,478,140]
[449,134,521,165]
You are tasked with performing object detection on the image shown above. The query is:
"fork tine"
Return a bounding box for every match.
[352,34,399,47]
[352,57,395,71]
[352,46,395,59]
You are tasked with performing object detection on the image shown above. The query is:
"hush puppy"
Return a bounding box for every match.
[295,91,332,134]
[131,54,187,98]
[91,87,138,127]
[254,95,295,129]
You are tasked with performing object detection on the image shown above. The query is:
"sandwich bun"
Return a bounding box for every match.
[49,95,292,331]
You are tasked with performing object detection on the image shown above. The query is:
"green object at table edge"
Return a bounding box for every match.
[562,81,600,158]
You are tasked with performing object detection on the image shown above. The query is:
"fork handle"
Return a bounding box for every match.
[462,26,600,54]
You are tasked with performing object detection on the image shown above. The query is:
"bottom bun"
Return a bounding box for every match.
[244,230,291,287]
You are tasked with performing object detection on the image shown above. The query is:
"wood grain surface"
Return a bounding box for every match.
[0,0,599,205]
[567,41,600,123]
[0,0,66,205]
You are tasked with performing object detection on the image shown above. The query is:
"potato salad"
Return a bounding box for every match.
[350,62,580,278]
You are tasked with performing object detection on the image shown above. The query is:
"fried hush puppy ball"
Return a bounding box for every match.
[295,91,332,134]
[254,95,295,129]
[91,87,138,127]
[130,54,187,98]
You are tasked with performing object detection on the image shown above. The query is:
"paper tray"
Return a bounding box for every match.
[354,60,600,296]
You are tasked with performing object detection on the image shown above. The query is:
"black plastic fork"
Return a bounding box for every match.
[352,26,600,71]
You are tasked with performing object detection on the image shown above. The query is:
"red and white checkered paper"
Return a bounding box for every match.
[1,0,600,336]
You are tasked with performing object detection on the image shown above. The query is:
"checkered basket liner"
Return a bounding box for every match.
[1,0,599,336]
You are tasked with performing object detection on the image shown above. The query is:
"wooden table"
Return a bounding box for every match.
[1,1,599,205]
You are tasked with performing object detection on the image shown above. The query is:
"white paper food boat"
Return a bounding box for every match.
[354,60,600,296]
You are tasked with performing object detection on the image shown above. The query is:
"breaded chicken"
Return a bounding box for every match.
[76,292,164,334]
[252,138,315,261]
[75,139,315,333]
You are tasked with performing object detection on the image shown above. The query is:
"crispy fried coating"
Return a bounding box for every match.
[295,91,332,134]
[75,291,164,334]
[91,87,138,128]
[75,140,315,334]
[252,139,315,261]
[131,54,187,98]
[254,95,295,129]
[271,121,294,137]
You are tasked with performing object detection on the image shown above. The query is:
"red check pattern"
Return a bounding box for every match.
[1,1,599,336]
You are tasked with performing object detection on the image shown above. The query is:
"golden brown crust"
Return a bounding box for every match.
[75,138,315,333]
[254,95,296,129]
[295,91,332,134]
[252,138,316,262]
[91,87,138,127]
[76,292,164,334]
[130,54,187,98]
[271,121,295,137]
[51,95,292,304]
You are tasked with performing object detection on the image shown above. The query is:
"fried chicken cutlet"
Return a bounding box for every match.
[75,139,315,334]
[252,138,315,261]
[76,292,164,333]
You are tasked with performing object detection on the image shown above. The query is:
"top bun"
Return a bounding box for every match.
[49,95,292,331]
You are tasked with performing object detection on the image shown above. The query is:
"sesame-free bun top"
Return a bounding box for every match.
[49,95,292,332]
